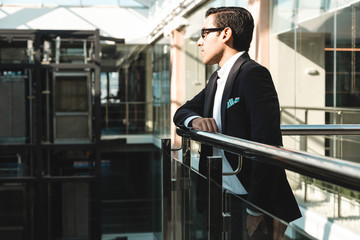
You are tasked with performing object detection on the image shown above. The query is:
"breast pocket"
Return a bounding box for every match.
[226,97,240,109]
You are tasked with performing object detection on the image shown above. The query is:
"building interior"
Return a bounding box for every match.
[0,0,359,239]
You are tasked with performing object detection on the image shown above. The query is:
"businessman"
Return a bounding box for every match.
[173,7,301,239]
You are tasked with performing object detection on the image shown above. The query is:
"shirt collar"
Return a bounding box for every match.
[217,51,245,81]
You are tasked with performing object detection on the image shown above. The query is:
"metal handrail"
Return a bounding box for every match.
[176,128,360,192]
[281,106,360,113]
[281,124,360,135]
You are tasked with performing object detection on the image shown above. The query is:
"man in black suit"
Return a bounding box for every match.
[173,7,301,239]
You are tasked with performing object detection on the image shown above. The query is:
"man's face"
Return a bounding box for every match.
[197,14,224,65]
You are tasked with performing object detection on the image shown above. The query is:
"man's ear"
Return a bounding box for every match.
[222,27,233,43]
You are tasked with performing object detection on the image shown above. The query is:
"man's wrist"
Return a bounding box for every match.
[189,119,195,127]
[184,116,201,128]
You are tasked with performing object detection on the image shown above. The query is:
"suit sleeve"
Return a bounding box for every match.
[173,88,206,128]
[242,65,283,212]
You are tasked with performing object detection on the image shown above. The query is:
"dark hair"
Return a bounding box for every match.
[205,7,254,52]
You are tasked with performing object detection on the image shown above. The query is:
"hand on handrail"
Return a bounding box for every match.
[191,117,218,133]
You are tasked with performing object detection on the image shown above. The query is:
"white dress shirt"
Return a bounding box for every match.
[185,52,263,216]
[212,51,247,195]
[185,51,247,195]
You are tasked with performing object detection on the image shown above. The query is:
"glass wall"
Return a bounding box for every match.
[271,0,360,158]
[150,40,171,138]
[271,2,360,239]
[100,43,152,136]
[100,148,162,239]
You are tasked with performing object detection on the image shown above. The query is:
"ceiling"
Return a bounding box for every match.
[0,0,157,8]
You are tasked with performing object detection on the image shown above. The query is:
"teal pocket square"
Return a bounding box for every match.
[227,97,240,109]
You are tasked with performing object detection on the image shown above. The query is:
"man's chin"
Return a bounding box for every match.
[203,60,217,65]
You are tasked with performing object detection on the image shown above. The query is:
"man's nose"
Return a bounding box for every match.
[197,37,203,46]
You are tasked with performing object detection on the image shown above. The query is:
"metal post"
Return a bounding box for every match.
[28,69,33,143]
[222,190,232,239]
[303,110,308,203]
[162,139,172,240]
[207,156,223,240]
[339,111,343,160]
[337,186,342,218]
[93,29,102,240]
[182,137,191,167]
[304,177,308,202]
[83,40,87,64]
[181,137,191,240]
[125,67,129,134]
[300,109,308,151]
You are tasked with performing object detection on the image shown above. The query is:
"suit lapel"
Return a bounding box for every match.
[204,71,219,117]
[220,53,250,132]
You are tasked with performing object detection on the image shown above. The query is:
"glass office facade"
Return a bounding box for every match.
[270,2,360,238]
[270,0,360,159]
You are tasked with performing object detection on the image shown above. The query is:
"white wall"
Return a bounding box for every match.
[270,33,326,155]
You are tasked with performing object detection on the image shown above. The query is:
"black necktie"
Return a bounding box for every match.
[199,72,219,174]
[205,73,219,118]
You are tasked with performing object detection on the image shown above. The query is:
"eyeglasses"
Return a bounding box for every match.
[201,28,225,39]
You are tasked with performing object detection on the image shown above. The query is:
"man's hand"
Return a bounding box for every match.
[247,214,267,237]
[191,117,218,133]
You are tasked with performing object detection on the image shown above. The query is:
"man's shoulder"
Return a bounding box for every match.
[242,57,265,68]
[237,59,269,77]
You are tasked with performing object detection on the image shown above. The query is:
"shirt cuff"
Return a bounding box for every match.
[246,208,263,217]
[184,116,201,128]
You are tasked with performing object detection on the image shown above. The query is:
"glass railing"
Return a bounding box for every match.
[101,102,151,135]
[281,125,360,239]
[101,101,170,137]
[162,126,360,240]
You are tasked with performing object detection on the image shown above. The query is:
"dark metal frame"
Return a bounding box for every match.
[0,29,102,240]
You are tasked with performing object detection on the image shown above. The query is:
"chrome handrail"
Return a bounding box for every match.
[281,124,360,135]
[176,128,360,192]
[281,106,360,113]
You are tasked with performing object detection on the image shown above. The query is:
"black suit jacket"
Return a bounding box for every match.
[173,53,301,223]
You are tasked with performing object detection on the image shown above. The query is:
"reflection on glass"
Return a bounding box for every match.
[170,153,324,240]
[0,151,30,177]
[101,150,162,238]
[100,52,151,135]
[45,150,94,177]
[288,171,360,239]
[47,182,91,239]
[272,0,360,199]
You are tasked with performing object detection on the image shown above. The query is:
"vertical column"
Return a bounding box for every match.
[145,52,153,133]
[181,137,191,239]
[162,139,172,240]
[34,30,45,240]
[248,0,270,68]
[93,29,102,240]
[124,66,130,134]
[170,29,186,152]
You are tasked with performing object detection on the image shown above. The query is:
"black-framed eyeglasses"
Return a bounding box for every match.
[201,28,225,39]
